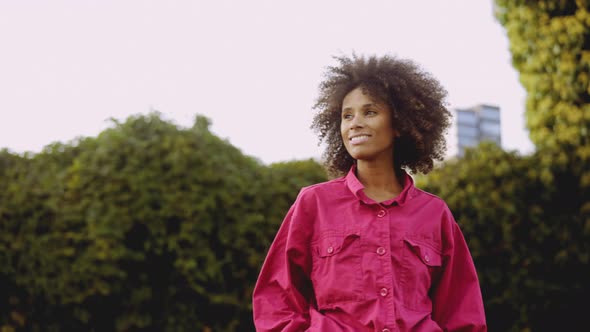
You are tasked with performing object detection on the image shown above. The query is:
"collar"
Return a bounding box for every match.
[345,164,415,206]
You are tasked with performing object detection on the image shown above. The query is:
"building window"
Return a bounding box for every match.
[458,135,478,147]
[450,104,502,158]
[480,106,501,121]
[457,124,479,137]
[457,111,478,126]
[480,121,501,136]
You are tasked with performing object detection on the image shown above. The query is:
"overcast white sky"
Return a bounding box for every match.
[0,0,534,164]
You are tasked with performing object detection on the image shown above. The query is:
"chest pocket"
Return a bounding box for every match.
[399,238,443,312]
[311,228,363,309]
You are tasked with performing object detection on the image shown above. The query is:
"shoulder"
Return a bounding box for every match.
[297,175,347,198]
[411,187,451,211]
[409,186,457,233]
[410,188,465,253]
[288,176,348,212]
[286,177,347,229]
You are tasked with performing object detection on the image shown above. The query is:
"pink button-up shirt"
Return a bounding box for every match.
[253,166,487,331]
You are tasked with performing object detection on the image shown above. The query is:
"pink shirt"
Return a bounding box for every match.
[253,166,487,331]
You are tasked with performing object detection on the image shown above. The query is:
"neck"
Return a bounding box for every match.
[356,159,403,202]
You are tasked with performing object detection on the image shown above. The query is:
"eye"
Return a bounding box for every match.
[365,109,377,116]
[342,112,353,120]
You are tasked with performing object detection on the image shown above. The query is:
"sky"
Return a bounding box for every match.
[0,0,535,165]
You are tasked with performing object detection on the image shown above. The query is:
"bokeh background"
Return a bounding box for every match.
[1,1,589,331]
[1,0,532,163]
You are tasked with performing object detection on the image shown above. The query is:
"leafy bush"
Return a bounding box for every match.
[418,143,590,331]
[0,113,327,331]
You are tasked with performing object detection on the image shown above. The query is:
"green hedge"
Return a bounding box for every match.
[1,113,588,331]
[418,143,590,331]
[0,113,327,331]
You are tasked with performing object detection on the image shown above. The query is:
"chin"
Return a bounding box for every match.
[349,153,373,161]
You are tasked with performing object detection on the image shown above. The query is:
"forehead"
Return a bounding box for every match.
[342,87,380,108]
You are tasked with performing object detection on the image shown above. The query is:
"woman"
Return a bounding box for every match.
[252,54,487,331]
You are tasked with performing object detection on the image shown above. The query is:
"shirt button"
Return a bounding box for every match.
[376,247,386,255]
[424,254,430,262]
[327,246,334,254]
[377,209,386,218]
[380,287,388,297]
[382,329,390,332]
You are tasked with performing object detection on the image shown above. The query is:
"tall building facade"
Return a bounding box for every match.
[446,104,501,158]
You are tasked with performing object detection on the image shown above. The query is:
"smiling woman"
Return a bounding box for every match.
[252,54,487,332]
[340,87,401,202]
[312,54,451,178]
[341,89,397,167]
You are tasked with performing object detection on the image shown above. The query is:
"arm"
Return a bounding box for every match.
[252,197,314,332]
[431,210,487,332]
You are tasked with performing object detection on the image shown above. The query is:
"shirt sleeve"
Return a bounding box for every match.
[252,192,314,332]
[431,208,487,332]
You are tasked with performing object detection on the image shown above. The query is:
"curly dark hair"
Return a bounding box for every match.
[311,54,451,177]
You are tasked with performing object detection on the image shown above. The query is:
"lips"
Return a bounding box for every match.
[349,134,370,145]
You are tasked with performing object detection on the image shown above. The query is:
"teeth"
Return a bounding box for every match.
[350,135,369,142]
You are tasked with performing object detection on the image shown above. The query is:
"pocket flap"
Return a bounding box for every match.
[316,229,360,258]
[403,238,442,267]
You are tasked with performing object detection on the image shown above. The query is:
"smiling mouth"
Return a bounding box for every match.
[350,135,370,144]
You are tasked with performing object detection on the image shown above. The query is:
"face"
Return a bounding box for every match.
[340,87,397,163]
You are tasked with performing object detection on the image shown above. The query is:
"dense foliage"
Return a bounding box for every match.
[494,0,590,241]
[0,113,327,331]
[2,2,589,330]
[495,0,590,183]
[418,143,589,332]
[475,1,590,329]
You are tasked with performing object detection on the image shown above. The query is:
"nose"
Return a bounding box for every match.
[349,114,364,130]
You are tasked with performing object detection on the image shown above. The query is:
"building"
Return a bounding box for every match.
[446,104,501,158]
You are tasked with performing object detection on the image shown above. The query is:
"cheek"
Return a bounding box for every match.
[341,136,350,151]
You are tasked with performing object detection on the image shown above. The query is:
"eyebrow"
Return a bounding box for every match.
[342,103,376,112]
